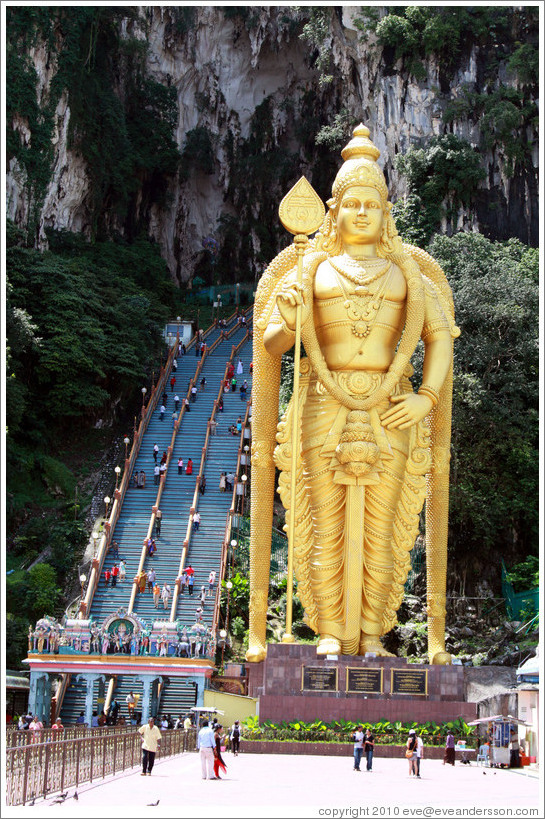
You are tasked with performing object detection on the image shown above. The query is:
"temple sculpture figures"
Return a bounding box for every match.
[247,124,459,664]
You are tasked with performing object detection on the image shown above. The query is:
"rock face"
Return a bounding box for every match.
[6,7,538,282]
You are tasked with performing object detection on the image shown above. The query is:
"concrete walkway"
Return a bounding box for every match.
[6,752,542,818]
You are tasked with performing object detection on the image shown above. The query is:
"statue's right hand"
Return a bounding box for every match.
[277,282,308,330]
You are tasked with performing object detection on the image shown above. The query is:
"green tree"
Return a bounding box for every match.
[428,233,538,578]
[25,564,62,622]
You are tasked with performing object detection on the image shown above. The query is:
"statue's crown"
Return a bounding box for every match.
[341,123,381,162]
[330,122,387,206]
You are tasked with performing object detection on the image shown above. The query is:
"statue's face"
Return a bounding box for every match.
[336,185,384,248]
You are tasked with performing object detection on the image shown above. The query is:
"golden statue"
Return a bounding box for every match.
[247,124,459,664]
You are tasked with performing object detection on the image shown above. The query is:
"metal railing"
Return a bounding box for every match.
[6,727,197,806]
[6,724,134,748]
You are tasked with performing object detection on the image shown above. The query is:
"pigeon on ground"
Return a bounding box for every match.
[147,800,160,806]
[73,791,78,801]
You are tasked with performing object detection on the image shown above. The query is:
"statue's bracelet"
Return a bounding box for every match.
[418,385,440,406]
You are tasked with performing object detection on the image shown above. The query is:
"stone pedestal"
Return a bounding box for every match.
[247,643,476,724]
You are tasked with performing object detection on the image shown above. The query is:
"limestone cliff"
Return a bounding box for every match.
[6,6,538,283]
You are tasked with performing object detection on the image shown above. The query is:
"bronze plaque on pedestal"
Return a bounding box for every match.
[391,668,428,696]
[302,666,338,692]
[346,667,383,693]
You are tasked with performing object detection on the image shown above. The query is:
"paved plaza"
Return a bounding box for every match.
[6,751,542,818]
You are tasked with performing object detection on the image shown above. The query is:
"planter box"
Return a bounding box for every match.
[239,740,447,759]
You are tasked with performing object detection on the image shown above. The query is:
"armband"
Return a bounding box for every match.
[418,384,440,407]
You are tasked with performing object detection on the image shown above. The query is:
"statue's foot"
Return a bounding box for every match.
[316,634,341,656]
[358,635,394,657]
[245,644,267,663]
[430,650,452,665]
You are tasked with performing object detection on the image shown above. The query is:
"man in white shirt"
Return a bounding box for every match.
[353,725,364,771]
[138,717,161,776]
[197,719,216,779]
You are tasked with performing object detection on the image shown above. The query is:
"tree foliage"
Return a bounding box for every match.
[427,233,538,578]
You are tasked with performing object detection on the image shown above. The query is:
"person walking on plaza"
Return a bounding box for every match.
[159,462,167,481]
[352,725,364,771]
[444,730,455,766]
[104,567,111,586]
[172,359,177,372]
[191,383,198,402]
[155,509,162,537]
[415,731,424,777]
[237,358,244,375]
[364,727,374,771]
[406,730,418,776]
[138,717,161,776]
[188,574,195,596]
[198,719,216,780]
[214,725,227,779]
[51,717,64,739]
[230,720,241,756]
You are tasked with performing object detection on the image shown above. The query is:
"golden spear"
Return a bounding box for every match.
[278,177,325,642]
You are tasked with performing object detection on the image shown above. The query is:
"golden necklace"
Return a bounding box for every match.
[335,265,392,339]
[329,255,390,288]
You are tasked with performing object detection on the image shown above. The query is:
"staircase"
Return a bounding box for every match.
[59,315,253,724]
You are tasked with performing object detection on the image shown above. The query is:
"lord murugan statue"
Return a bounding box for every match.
[247,124,459,664]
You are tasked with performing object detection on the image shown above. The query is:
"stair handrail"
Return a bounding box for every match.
[212,395,252,634]
[79,333,179,618]
[51,673,71,722]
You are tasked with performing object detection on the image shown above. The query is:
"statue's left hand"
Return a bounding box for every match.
[380,393,433,430]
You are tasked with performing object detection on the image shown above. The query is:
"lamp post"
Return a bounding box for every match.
[92,531,99,557]
[244,445,250,476]
[177,315,181,344]
[104,495,111,518]
[219,628,228,670]
[141,386,147,408]
[79,574,87,596]
[123,436,130,459]
[114,465,121,490]
[240,474,248,514]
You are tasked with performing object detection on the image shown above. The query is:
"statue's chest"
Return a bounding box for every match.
[313,261,406,335]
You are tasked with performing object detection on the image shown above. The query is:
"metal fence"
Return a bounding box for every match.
[6,728,197,806]
[6,725,135,748]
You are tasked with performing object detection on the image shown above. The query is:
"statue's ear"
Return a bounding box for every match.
[326,197,335,209]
